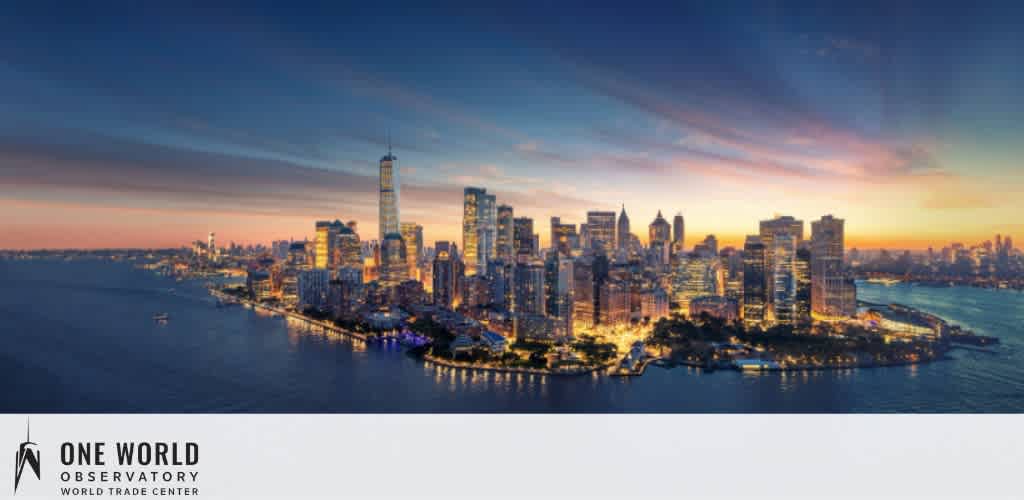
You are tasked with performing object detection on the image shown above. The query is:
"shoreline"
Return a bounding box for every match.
[212,288,968,378]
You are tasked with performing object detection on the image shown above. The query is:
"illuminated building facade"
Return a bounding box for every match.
[400,222,423,280]
[795,246,812,324]
[514,217,535,261]
[811,215,854,317]
[496,205,515,263]
[649,210,671,249]
[378,147,400,242]
[617,206,631,252]
[462,187,495,276]
[598,279,630,326]
[672,213,685,255]
[544,253,574,339]
[432,241,457,308]
[572,257,596,330]
[742,235,768,325]
[586,211,616,254]
[772,233,797,325]
[551,216,577,257]
[672,253,719,312]
[379,233,407,287]
[514,260,545,315]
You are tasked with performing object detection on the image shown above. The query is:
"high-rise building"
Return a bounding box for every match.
[514,260,545,315]
[572,257,596,330]
[379,233,407,287]
[462,187,496,276]
[795,246,812,324]
[378,145,400,242]
[432,241,457,308]
[208,232,217,260]
[400,222,423,280]
[694,234,718,257]
[315,220,344,270]
[672,213,685,255]
[298,269,331,309]
[742,236,768,325]
[586,211,616,254]
[672,253,718,312]
[771,233,797,325]
[811,215,854,317]
[551,217,578,257]
[599,279,630,326]
[617,206,631,252]
[640,286,670,321]
[337,225,362,268]
[759,215,804,302]
[514,217,535,260]
[649,211,671,248]
[544,253,574,339]
[496,205,515,263]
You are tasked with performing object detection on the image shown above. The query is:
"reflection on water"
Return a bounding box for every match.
[1,259,1023,412]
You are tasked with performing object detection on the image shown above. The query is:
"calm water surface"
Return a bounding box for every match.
[2,259,1022,412]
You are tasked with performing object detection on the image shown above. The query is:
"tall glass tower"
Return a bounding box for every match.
[378,143,400,242]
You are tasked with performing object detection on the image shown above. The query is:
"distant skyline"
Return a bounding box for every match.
[1,3,1022,250]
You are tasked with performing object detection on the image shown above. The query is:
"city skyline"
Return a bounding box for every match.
[2,3,1023,250]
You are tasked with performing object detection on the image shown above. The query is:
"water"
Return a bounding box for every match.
[2,259,1023,412]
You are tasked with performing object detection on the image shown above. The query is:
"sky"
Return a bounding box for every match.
[1,2,1022,251]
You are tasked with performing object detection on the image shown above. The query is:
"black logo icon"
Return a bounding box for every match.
[14,419,40,494]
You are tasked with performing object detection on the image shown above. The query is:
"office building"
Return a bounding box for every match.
[772,233,797,325]
[586,211,616,254]
[378,145,400,242]
[496,205,515,263]
[463,187,496,276]
[811,215,854,317]
[379,233,407,287]
[672,213,685,255]
[742,236,768,325]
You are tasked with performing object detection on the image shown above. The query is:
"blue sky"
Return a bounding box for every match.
[1,1,1021,249]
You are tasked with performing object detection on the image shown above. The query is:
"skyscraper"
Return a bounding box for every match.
[315,220,344,270]
[649,211,671,248]
[544,253,574,340]
[672,213,685,255]
[400,222,423,280]
[742,235,768,325]
[795,245,812,324]
[378,145,400,242]
[496,205,515,263]
[551,216,577,257]
[672,253,718,312]
[586,211,616,254]
[771,233,797,325]
[432,241,457,308]
[462,187,496,276]
[336,224,362,268]
[598,279,630,326]
[514,260,545,315]
[573,257,596,330]
[811,215,854,317]
[514,217,535,260]
[379,233,408,287]
[757,215,803,315]
[617,206,631,252]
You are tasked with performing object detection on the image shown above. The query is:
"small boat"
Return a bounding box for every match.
[153,313,169,321]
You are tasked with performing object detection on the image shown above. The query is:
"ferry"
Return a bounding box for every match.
[152,313,169,321]
[865,278,902,286]
[733,359,781,371]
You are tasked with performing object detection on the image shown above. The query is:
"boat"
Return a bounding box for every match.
[865,278,901,286]
[153,313,169,321]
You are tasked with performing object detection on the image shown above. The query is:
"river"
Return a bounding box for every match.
[2,259,1022,412]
